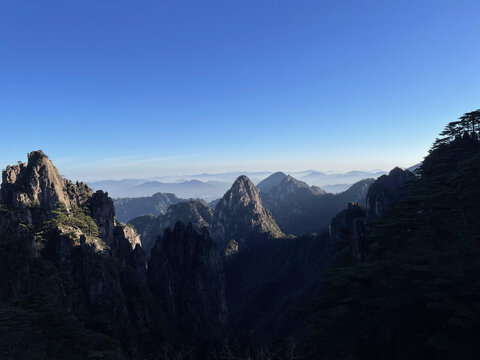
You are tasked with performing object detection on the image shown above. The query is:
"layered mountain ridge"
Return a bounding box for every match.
[113,192,185,223]
[129,199,214,254]
[258,171,374,235]
[2,110,478,360]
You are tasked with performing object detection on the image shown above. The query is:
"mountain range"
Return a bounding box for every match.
[1,111,479,359]
[126,172,375,253]
[258,172,374,235]
[128,199,214,254]
[89,178,231,200]
[88,170,387,199]
[113,192,185,223]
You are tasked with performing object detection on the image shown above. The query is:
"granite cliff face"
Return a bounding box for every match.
[148,222,227,354]
[1,151,92,222]
[0,151,159,359]
[0,151,227,359]
[210,175,284,251]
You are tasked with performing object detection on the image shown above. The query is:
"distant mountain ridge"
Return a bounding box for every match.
[114,192,185,223]
[88,169,387,200]
[89,179,231,199]
[297,170,386,187]
[257,171,326,196]
[259,171,375,235]
[2,111,479,359]
[128,176,284,255]
[126,173,374,249]
[128,199,213,254]
[256,171,289,193]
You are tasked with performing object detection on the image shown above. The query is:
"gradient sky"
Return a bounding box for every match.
[1,0,479,181]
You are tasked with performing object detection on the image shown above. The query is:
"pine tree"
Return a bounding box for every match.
[433,109,480,150]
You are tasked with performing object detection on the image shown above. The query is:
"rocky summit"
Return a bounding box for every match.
[0,150,228,359]
[256,171,289,193]
[1,150,92,219]
[258,171,326,196]
[210,175,284,252]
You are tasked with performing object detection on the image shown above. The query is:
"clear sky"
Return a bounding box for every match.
[1,0,479,181]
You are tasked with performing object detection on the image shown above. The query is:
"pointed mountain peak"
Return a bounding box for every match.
[256,172,288,193]
[1,150,92,214]
[232,175,255,188]
[269,174,326,196]
[219,175,263,209]
[27,150,51,166]
[211,176,284,250]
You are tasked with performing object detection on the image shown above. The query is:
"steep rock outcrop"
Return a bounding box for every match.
[0,151,162,359]
[211,175,283,251]
[129,199,213,255]
[148,222,227,352]
[88,190,116,247]
[366,167,415,218]
[329,202,367,262]
[1,151,92,222]
[162,199,213,230]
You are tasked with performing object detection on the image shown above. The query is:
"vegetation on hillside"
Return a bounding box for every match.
[0,216,122,359]
[45,204,100,238]
[306,111,480,359]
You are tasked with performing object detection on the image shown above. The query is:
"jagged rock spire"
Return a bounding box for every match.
[211,175,283,251]
[1,150,92,214]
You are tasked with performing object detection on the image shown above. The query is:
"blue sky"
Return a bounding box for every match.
[1,0,479,181]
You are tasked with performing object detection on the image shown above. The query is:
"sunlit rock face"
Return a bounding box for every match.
[211,175,284,251]
[1,150,92,223]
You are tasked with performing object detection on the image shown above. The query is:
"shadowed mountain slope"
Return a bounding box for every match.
[128,199,214,255]
[259,174,374,235]
[113,192,185,223]
[305,117,480,359]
